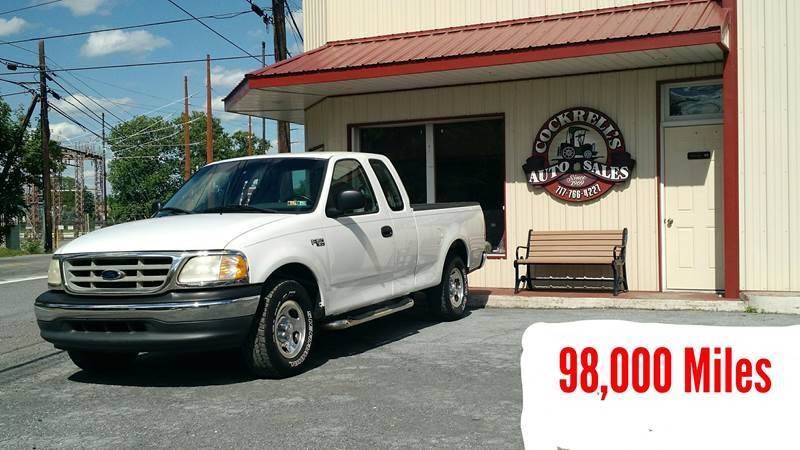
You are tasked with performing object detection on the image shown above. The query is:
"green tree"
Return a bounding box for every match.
[108,112,266,223]
[0,97,62,245]
[0,99,25,244]
[107,116,182,223]
[229,129,271,157]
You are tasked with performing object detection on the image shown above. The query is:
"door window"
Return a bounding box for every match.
[327,159,378,216]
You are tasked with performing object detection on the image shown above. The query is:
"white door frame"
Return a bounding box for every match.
[658,79,723,292]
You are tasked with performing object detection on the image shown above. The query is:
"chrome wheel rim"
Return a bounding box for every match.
[274,300,306,359]
[448,267,465,309]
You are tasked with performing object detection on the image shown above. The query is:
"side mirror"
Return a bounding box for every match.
[327,189,365,217]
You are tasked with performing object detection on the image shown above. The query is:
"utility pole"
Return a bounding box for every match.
[261,40,266,152]
[205,54,213,164]
[183,76,191,180]
[38,40,52,252]
[272,0,290,153]
[247,116,253,156]
[101,112,107,225]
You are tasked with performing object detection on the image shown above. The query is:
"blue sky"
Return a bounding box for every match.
[0,0,305,152]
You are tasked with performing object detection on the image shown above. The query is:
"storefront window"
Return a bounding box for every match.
[667,83,722,119]
[359,125,426,204]
[434,119,505,254]
[358,117,506,254]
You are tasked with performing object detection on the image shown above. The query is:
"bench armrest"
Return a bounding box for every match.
[515,245,528,261]
[613,245,626,260]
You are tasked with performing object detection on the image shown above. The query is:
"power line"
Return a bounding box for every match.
[48,76,106,124]
[0,55,265,76]
[0,10,252,45]
[61,92,201,143]
[46,62,129,122]
[49,103,104,141]
[167,0,262,64]
[285,0,303,43]
[0,90,31,98]
[0,0,63,16]
[49,89,105,127]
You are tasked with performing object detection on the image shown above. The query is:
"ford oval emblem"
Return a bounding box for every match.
[101,269,126,281]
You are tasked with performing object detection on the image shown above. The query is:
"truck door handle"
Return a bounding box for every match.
[381,226,393,238]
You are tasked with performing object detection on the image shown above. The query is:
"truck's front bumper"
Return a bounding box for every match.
[35,285,261,352]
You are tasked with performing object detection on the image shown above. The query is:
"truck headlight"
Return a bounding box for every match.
[177,253,249,286]
[47,258,62,289]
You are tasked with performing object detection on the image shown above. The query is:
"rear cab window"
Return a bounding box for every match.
[369,159,405,211]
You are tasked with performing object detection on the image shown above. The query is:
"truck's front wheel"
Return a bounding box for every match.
[426,255,468,321]
[243,279,315,378]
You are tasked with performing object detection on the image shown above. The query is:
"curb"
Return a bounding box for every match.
[744,292,800,315]
[468,294,747,313]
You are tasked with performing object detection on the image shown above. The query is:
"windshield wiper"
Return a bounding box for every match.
[158,206,193,215]
[204,205,279,214]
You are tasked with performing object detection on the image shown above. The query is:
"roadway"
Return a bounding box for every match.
[2,254,800,448]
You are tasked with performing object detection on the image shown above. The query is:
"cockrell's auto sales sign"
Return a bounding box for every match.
[523,107,636,202]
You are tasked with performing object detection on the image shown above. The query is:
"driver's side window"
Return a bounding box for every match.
[327,159,378,215]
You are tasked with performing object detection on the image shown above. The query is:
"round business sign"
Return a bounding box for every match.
[522,107,635,202]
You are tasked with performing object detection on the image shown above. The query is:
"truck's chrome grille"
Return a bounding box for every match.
[63,255,177,295]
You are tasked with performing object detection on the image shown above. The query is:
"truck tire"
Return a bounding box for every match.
[67,350,137,373]
[426,255,468,321]
[243,279,315,378]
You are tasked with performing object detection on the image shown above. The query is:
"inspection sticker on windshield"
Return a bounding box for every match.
[287,200,308,207]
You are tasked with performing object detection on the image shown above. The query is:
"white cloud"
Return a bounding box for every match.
[211,66,246,89]
[80,29,170,57]
[50,122,85,142]
[0,17,26,36]
[52,94,133,120]
[58,0,109,16]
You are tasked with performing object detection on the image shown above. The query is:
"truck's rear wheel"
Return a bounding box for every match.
[243,279,314,378]
[426,255,468,321]
[67,350,137,373]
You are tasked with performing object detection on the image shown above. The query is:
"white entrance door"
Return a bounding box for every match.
[663,125,723,291]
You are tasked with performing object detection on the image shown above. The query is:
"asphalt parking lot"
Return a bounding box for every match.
[3,255,800,449]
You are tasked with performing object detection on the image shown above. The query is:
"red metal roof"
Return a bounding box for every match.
[249,0,725,83]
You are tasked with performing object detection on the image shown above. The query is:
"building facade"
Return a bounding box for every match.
[225,0,800,298]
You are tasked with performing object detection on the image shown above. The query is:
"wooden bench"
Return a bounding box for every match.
[514,229,628,295]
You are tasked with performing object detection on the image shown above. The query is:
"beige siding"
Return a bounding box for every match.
[738,0,800,292]
[304,0,657,51]
[305,63,723,290]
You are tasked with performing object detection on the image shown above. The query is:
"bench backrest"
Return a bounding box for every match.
[525,229,627,261]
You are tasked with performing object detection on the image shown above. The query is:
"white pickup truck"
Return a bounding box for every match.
[36,152,486,377]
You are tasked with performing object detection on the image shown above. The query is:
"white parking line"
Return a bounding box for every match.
[0,275,47,285]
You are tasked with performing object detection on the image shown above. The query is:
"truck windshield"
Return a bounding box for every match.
[159,158,328,215]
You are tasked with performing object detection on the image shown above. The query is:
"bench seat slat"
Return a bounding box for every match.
[529,245,618,252]
[531,234,624,241]
[517,256,615,264]
[530,239,623,247]
[528,250,616,258]
[532,230,625,235]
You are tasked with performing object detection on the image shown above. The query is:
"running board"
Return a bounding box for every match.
[322,297,415,331]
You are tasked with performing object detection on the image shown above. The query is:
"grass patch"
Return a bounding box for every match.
[0,247,29,257]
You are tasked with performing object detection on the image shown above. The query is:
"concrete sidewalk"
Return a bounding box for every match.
[468,289,800,315]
